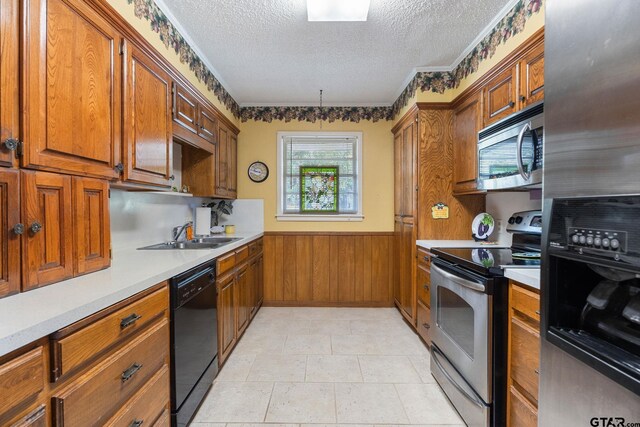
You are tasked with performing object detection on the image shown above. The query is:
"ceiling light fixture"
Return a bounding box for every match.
[307,0,371,22]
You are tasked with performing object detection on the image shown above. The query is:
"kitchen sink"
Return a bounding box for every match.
[137,237,242,250]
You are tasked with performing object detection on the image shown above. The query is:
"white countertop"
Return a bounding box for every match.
[416,240,503,250]
[0,232,263,357]
[504,267,541,290]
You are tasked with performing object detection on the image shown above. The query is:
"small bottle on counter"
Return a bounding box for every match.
[186,223,194,240]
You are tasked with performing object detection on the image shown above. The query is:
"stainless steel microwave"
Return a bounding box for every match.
[477,102,543,190]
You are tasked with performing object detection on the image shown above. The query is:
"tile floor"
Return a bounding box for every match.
[192,307,465,427]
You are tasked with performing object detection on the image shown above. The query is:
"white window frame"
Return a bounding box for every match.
[276,131,364,222]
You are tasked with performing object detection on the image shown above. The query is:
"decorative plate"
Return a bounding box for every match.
[472,248,495,268]
[248,161,269,183]
[472,212,495,241]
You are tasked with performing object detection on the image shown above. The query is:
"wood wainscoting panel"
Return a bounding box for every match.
[263,232,394,307]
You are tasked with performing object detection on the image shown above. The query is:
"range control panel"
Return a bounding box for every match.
[568,227,627,254]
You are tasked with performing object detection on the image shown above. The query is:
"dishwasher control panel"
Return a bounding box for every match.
[172,262,216,308]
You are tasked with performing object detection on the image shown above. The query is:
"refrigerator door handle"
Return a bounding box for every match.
[516,122,532,180]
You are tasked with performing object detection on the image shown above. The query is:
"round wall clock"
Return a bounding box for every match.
[248,161,269,183]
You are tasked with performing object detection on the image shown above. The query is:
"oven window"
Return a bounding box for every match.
[438,287,475,358]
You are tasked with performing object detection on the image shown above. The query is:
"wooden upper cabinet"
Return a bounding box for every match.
[198,104,217,144]
[453,92,482,194]
[23,0,122,179]
[483,65,518,126]
[21,170,73,291]
[0,0,19,168]
[401,116,417,217]
[0,168,20,298]
[393,132,402,216]
[172,82,198,135]
[123,43,173,187]
[519,41,544,108]
[228,132,237,196]
[72,177,110,276]
[216,123,229,197]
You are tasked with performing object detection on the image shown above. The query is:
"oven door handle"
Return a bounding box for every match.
[516,122,532,180]
[431,345,487,409]
[431,263,485,293]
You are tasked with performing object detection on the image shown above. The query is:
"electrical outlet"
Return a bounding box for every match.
[496,219,504,230]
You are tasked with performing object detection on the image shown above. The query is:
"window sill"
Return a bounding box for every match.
[276,214,364,222]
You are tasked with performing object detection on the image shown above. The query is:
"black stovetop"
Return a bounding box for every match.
[432,246,541,276]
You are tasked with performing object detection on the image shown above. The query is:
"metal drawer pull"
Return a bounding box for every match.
[30,222,42,233]
[130,420,144,427]
[13,223,24,235]
[120,313,142,329]
[423,284,429,291]
[534,369,539,375]
[121,363,143,382]
[535,310,541,315]
[422,323,431,330]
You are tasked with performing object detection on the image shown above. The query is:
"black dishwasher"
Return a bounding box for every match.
[170,259,218,426]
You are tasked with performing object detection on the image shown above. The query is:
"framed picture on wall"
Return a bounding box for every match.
[300,166,339,213]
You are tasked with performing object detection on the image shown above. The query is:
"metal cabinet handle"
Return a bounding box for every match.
[534,369,539,375]
[3,138,19,151]
[422,322,431,330]
[121,363,143,382]
[114,163,124,174]
[169,175,175,181]
[423,284,430,291]
[30,222,42,234]
[535,310,541,315]
[13,223,24,235]
[120,313,142,329]
[520,95,526,102]
[509,101,515,108]
[129,420,144,427]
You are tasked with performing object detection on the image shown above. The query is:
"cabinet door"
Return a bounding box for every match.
[453,92,482,194]
[400,220,415,321]
[483,66,518,126]
[393,217,402,306]
[197,104,217,144]
[508,385,538,427]
[72,177,110,276]
[401,118,416,217]
[5,404,47,427]
[21,171,73,290]
[519,42,544,108]
[218,275,236,364]
[123,43,173,187]
[0,0,19,168]
[23,0,121,179]
[235,265,249,336]
[216,124,229,196]
[0,168,20,298]
[228,132,237,197]
[393,132,402,216]
[256,254,264,309]
[172,82,198,135]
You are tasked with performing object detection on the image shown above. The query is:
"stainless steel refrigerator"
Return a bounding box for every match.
[541,0,640,424]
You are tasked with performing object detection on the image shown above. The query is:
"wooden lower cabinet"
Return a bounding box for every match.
[0,345,46,424]
[8,405,47,427]
[0,168,20,298]
[507,280,540,427]
[415,247,432,345]
[217,238,263,366]
[395,219,415,323]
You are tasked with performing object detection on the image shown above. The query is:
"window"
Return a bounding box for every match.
[277,131,363,221]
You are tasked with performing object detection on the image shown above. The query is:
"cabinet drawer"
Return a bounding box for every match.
[416,247,431,267]
[510,317,540,403]
[0,346,44,416]
[152,409,170,427]
[416,301,431,345]
[511,283,540,323]
[416,262,431,307]
[509,385,538,427]
[105,364,170,427]
[217,251,236,275]
[53,319,169,427]
[9,405,47,427]
[52,287,169,380]
[235,245,249,264]
[249,239,263,257]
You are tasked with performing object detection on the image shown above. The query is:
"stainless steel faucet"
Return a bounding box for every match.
[172,221,192,241]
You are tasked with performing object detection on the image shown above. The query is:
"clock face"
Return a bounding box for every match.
[248,161,269,183]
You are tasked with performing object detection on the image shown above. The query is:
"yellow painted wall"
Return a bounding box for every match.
[106,0,239,126]
[237,120,394,232]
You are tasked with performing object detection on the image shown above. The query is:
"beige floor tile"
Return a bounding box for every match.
[248,318,311,335]
[226,424,299,427]
[191,382,273,423]
[234,332,287,354]
[246,354,307,382]
[189,423,226,427]
[335,383,409,424]
[283,334,332,354]
[395,383,465,424]
[331,334,382,355]
[302,424,373,427]
[349,319,410,336]
[309,319,352,334]
[305,355,363,383]
[408,355,437,384]
[358,355,422,383]
[266,382,336,423]
[216,354,256,382]
[373,334,430,356]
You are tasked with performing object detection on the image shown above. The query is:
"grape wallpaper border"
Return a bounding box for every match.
[125,0,543,123]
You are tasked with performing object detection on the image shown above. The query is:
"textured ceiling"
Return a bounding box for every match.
[155,0,515,106]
